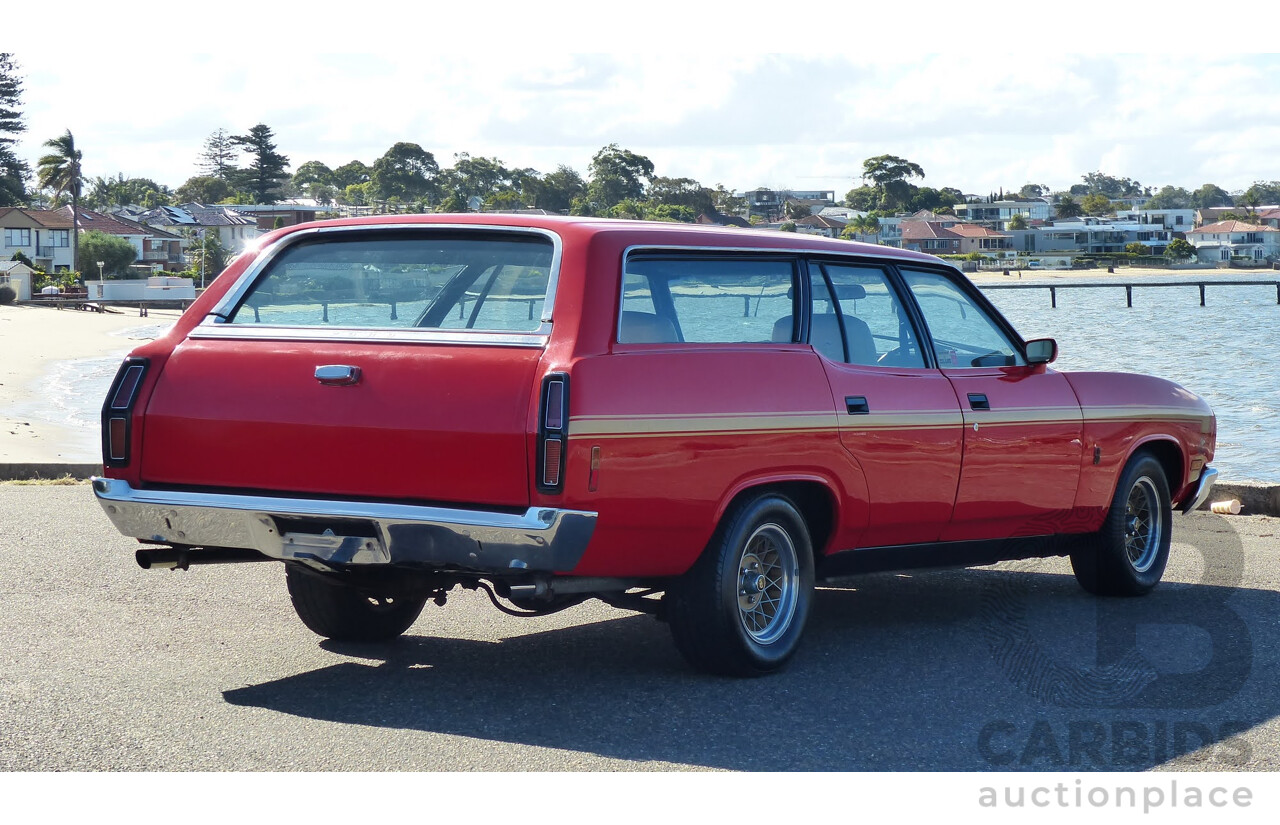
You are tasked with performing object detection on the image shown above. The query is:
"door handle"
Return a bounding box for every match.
[315,365,362,386]
[968,393,990,411]
[845,396,870,415]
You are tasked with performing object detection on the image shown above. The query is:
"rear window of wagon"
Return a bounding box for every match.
[226,230,555,332]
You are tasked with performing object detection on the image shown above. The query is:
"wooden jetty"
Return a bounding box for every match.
[978,279,1280,308]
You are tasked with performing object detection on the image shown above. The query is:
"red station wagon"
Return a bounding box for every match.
[94,215,1219,675]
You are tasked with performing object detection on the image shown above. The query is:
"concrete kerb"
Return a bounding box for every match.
[1206,482,1280,518]
[0,464,1276,517]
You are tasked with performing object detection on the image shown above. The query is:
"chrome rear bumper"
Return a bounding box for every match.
[92,478,596,573]
[1179,466,1219,515]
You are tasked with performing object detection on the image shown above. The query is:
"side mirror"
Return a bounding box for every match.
[1025,337,1058,365]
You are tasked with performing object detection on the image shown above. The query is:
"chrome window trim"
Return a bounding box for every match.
[188,324,551,347]
[200,223,564,339]
[617,243,953,344]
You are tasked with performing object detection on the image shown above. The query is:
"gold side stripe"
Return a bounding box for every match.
[568,405,1213,439]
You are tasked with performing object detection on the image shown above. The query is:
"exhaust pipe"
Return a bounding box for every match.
[136,546,272,570]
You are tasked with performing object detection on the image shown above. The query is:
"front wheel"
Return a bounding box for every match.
[1070,453,1173,596]
[285,564,427,641]
[666,493,814,676]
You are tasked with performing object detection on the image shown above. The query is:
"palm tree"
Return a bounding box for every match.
[1055,195,1083,220]
[37,130,84,273]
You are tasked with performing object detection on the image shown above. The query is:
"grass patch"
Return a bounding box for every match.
[2,475,87,486]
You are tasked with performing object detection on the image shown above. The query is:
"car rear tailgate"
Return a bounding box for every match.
[139,337,540,507]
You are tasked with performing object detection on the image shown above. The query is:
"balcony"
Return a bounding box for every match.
[36,246,59,258]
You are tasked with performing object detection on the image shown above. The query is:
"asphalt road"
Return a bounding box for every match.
[2,484,1278,772]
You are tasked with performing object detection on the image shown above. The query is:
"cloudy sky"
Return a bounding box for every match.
[10,7,1280,199]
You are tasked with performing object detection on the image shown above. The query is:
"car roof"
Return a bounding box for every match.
[268,213,948,267]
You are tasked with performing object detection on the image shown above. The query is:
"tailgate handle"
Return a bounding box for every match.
[315,365,362,386]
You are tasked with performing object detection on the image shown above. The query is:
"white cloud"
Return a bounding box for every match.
[11,44,1280,197]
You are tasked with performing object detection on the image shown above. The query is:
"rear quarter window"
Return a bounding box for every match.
[619,256,797,344]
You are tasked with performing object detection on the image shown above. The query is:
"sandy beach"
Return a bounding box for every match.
[0,304,184,463]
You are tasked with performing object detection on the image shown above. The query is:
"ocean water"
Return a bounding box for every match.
[982,278,1279,484]
[16,282,1279,484]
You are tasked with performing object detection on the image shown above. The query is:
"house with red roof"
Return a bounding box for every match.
[899,220,962,255]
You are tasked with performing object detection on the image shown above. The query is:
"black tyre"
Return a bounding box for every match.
[285,565,427,641]
[1070,453,1172,596]
[666,493,815,676]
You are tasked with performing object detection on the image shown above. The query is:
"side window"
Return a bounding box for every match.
[900,268,1025,368]
[811,264,925,368]
[620,256,796,344]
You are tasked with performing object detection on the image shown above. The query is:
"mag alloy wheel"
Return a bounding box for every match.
[736,524,800,646]
[1124,476,1163,574]
[666,493,815,676]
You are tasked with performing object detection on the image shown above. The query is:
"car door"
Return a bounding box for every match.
[898,266,1084,541]
[807,262,965,548]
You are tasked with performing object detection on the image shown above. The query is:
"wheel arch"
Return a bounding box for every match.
[1128,436,1184,493]
[714,475,840,560]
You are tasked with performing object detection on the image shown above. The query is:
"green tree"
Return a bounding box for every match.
[331,160,370,190]
[1078,172,1144,199]
[907,186,960,213]
[537,165,586,213]
[0,53,29,207]
[371,142,439,203]
[646,203,696,223]
[779,221,797,233]
[37,129,84,272]
[843,185,878,211]
[340,181,375,206]
[1055,195,1083,219]
[291,160,335,200]
[87,174,171,208]
[198,128,238,181]
[186,229,228,285]
[861,154,925,211]
[1007,213,1028,230]
[229,124,290,203]
[1125,242,1151,256]
[1189,183,1232,209]
[1241,181,1280,211]
[175,175,234,204]
[605,198,646,220]
[1080,193,1114,216]
[437,153,513,206]
[710,184,746,216]
[1018,183,1047,199]
[648,176,715,215]
[1165,238,1196,261]
[1142,186,1191,210]
[78,230,137,278]
[841,214,880,241]
[586,143,654,210]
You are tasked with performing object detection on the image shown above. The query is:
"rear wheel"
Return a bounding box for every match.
[666,493,814,676]
[285,565,427,641]
[1070,453,1172,596]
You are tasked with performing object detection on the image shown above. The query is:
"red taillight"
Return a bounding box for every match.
[102,358,148,467]
[537,374,568,493]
